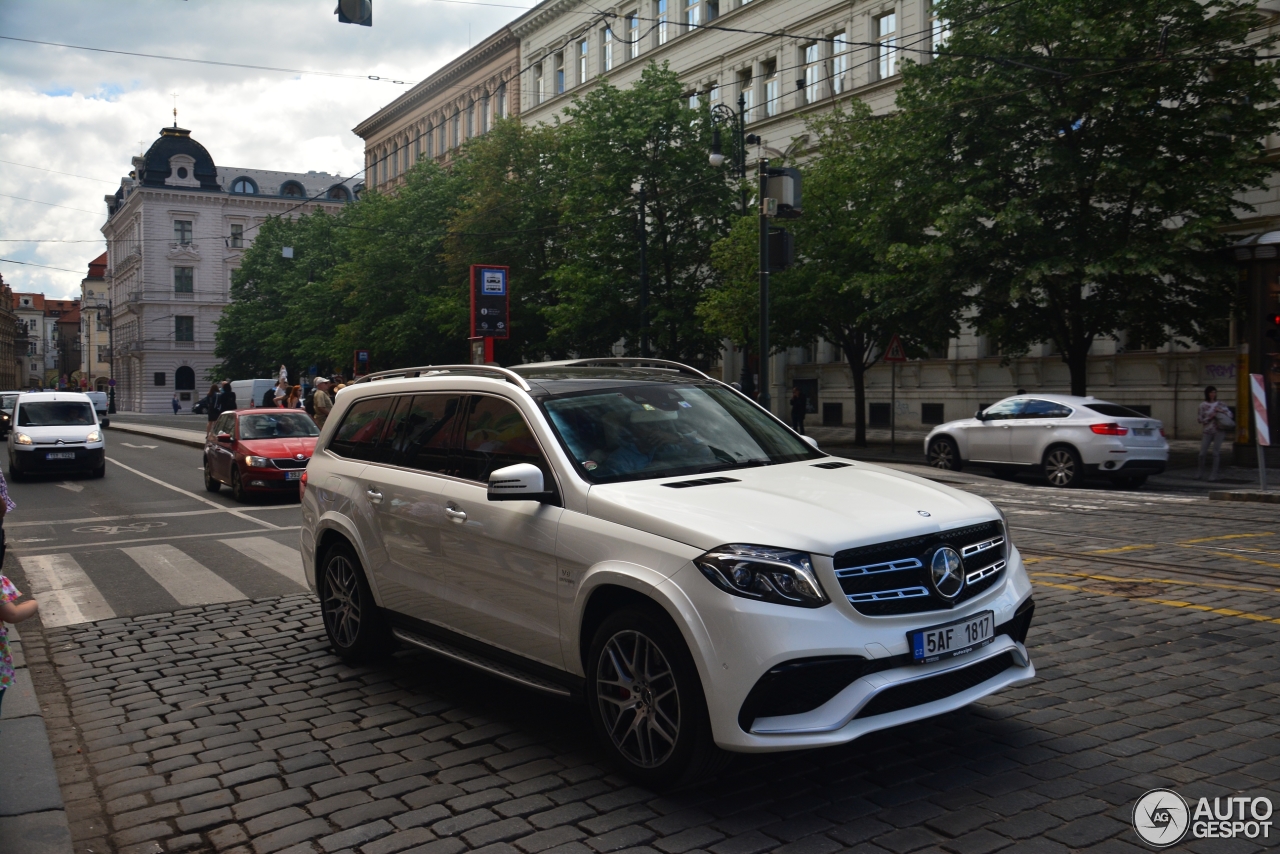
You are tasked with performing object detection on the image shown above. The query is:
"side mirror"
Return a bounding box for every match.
[801,435,820,450]
[216,433,233,444]
[974,410,986,421]
[488,463,555,502]
[99,418,109,428]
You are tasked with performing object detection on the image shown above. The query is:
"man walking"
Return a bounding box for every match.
[216,381,236,417]
[312,377,334,428]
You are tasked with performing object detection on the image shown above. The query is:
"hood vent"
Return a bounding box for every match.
[811,461,852,470]
[662,476,741,489]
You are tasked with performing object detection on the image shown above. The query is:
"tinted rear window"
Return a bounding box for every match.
[329,397,395,461]
[1085,403,1147,418]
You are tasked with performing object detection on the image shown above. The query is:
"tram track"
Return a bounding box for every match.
[1017,545,1280,589]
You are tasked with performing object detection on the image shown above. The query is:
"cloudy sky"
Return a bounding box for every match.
[0,0,531,299]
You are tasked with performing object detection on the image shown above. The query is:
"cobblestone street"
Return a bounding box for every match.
[12,472,1277,854]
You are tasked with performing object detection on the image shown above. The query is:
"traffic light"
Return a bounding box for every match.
[1267,312,1280,344]
[335,0,372,26]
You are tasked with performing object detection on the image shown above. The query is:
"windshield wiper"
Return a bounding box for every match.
[696,459,772,474]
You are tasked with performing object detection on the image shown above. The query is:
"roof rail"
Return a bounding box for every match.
[525,358,713,381]
[351,365,532,392]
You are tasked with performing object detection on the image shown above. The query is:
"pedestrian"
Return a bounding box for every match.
[789,386,807,434]
[312,377,334,428]
[286,384,302,410]
[0,469,36,717]
[272,380,289,408]
[202,383,220,437]
[1197,385,1233,482]
[217,380,237,417]
[171,392,181,415]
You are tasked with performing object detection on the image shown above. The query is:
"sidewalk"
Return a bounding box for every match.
[0,620,72,854]
[108,420,205,449]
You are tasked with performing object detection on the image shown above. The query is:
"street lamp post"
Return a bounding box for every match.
[107,299,116,414]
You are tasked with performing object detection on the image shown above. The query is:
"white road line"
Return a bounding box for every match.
[17,553,115,627]
[10,527,302,553]
[6,505,299,529]
[121,544,246,606]
[120,443,158,449]
[57,481,84,493]
[106,456,281,530]
[220,537,308,589]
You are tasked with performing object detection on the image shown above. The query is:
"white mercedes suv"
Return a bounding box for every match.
[299,359,1036,784]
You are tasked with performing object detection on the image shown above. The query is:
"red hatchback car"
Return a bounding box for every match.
[204,408,319,501]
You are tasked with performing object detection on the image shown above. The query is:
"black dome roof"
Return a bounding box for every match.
[140,126,221,191]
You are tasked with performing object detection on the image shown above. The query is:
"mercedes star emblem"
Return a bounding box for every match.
[930,547,964,599]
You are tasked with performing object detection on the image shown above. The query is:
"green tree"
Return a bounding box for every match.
[700,214,759,387]
[547,63,733,361]
[891,0,1280,395]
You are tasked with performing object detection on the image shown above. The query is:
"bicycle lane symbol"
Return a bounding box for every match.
[72,522,169,535]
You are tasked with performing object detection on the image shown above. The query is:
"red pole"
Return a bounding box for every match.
[484,337,495,364]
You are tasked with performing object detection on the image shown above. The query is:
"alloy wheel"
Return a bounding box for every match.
[595,630,681,769]
[323,555,362,649]
[928,440,955,469]
[1045,449,1076,487]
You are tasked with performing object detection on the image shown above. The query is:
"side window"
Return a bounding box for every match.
[461,396,549,483]
[216,413,234,435]
[1022,399,1072,419]
[328,397,396,461]
[981,399,1025,421]
[390,395,463,475]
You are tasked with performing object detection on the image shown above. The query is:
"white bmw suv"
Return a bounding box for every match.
[299,359,1036,784]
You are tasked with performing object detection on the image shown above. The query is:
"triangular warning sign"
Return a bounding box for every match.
[883,334,907,363]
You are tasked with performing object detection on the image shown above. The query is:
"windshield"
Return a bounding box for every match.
[0,395,17,412]
[542,383,821,483]
[17,401,96,427]
[239,412,319,440]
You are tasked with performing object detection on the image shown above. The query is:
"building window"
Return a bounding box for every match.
[763,60,779,117]
[173,220,192,244]
[426,127,434,158]
[657,0,669,44]
[707,0,718,19]
[467,103,475,138]
[496,84,506,118]
[685,0,700,29]
[481,96,489,133]
[230,223,243,248]
[922,403,945,425]
[931,0,949,53]
[578,39,588,85]
[326,185,350,201]
[154,372,166,386]
[876,12,898,79]
[832,31,849,94]
[708,81,719,107]
[174,316,194,343]
[554,52,565,94]
[97,345,108,363]
[627,13,640,59]
[174,267,194,294]
[230,177,257,194]
[451,115,459,148]
[280,181,305,197]
[803,42,821,104]
[603,26,613,72]
[739,68,754,121]
[535,64,545,104]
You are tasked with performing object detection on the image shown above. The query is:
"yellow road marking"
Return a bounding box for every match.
[1086,544,1157,555]
[1033,579,1280,625]
[1179,532,1275,544]
[1030,570,1278,594]
[1210,551,1280,572]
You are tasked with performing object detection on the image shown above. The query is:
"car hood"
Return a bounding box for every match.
[237,437,317,458]
[585,459,999,555]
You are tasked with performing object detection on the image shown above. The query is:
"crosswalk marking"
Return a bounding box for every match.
[220,537,308,589]
[17,553,116,627]
[121,545,246,607]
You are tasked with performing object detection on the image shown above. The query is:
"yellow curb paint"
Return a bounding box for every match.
[1030,570,1278,594]
[1032,579,1280,625]
[1179,532,1275,544]
[1086,544,1158,555]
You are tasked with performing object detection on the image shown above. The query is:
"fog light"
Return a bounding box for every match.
[250,480,265,487]
[1103,461,1115,469]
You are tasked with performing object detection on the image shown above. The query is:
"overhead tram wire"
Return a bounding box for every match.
[0,159,119,185]
[0,258,88,275]
[0,193,103,215]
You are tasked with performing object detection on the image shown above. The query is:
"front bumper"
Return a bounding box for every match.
[660,546,1036,752]
[13,446,103,471]
[240,466,305,491]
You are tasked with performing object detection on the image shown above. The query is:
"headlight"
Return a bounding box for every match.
[13,432,32,445]
[244,455,270,468]
[86,431,101,443]
[695,544,829,608]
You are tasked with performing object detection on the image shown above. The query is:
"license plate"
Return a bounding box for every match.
[46,451,75,460]
[910,611,994,664]
[1133,428,1153,436]
[285,471,302,480]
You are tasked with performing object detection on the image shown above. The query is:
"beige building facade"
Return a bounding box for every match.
[354,27,521,193]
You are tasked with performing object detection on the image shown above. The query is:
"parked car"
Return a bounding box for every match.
[299,359,1036,785]
[0,392,20,439]
[924,393,1169,488]
[204,408,319,501]
[8,391,105,479]
[84,391,110,426]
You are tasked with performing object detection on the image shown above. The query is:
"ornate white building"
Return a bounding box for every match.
[101,126,359,413]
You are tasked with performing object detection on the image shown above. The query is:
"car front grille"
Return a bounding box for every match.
[833,521,1007,616]
[270,458,308,470]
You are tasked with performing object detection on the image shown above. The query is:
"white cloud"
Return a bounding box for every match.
[0,0,531,298]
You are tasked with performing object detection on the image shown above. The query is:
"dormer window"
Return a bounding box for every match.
[176,167,189,179]
[230,177,258,194]
[280,181,306,198]
[327,185,351,201]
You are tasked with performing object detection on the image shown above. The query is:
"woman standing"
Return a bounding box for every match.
[286,385,302,410]
[202,383,220,437]
[1197,386,1232,481]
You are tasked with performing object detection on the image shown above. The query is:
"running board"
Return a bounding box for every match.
[391,628,573,697]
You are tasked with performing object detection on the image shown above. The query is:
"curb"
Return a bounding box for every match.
[107,421,205,449]
[1208,489,1280,504]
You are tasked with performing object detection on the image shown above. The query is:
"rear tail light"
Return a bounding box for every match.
[1160,428,1167,438]
[300,470,308,498]
[1089,423,1128,436]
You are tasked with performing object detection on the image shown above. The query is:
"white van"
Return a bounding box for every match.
[9,391,105,479]
[230,379,279,410]
[85,391,110,425]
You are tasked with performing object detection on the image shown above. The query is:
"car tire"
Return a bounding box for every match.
[7,462,20,483]
[318,541,392,664]
[926,437,962,472]
[204,459,221,493]
[1043,446,1082,488]
[586,607,728,787]
[91,463,105,479]
[231,467,247,502]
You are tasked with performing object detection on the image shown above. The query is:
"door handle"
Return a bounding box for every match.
[365,488,383,505]
[444,502,467,523]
